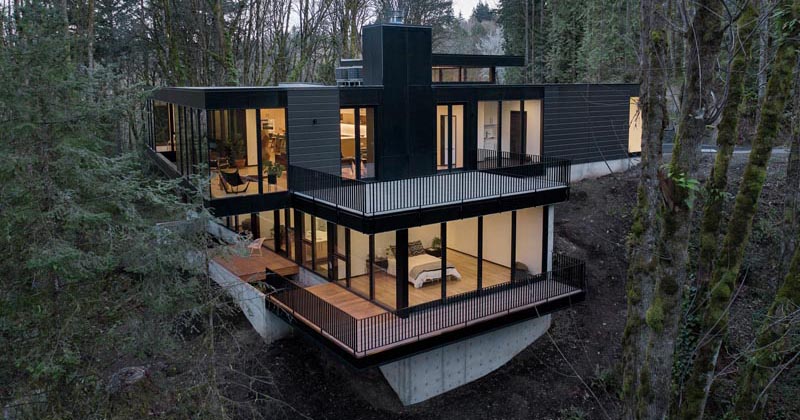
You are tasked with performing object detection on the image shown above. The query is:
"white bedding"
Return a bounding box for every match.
[388,254,462,288]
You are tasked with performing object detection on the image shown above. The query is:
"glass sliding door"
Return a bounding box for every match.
[436,104,464,171]
[340,107,375,179]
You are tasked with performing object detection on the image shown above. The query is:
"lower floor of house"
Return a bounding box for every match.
[220,204,552,311]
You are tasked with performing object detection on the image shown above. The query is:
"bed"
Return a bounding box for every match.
[388,253,462,289]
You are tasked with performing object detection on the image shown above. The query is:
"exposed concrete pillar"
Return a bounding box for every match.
[379,315,551,405]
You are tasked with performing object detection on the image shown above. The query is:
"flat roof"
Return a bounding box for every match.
[151,85,337,109]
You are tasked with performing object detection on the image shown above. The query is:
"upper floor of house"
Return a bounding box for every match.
[145,22,641,229]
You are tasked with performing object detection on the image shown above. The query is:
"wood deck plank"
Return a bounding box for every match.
[213,246,298,281]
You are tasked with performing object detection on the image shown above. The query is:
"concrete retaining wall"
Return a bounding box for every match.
[570,157,640,181]
[379,315,552,405]
[209,260,292,343]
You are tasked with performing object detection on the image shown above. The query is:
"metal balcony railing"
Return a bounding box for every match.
[288,151,570,216]
[265,255,586,356]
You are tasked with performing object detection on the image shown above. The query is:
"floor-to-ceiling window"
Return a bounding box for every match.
[207,108,287,199]
[259,108,288,192]
[340,107,375,179]
[477,100,542,166]
[436,104,464,171]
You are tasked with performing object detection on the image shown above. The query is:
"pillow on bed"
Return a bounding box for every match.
[409,240,425,256]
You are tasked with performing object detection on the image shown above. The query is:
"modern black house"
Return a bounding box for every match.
[146,21,640,404]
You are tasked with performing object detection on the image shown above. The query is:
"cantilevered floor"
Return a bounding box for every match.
[294,170,566,216]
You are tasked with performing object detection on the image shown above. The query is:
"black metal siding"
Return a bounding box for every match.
[542,84,638,164]
[287,88,341,174]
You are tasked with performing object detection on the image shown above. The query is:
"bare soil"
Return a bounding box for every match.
[217,153,797,420]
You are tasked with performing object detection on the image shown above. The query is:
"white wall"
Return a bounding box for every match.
[477,101,498,150]
[246,109,258,166]
[446,208,543,273]
[500,100,542,155]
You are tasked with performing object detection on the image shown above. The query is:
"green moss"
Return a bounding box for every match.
[645,299,665,332]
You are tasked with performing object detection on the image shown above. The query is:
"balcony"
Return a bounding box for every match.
[288,151,570,223]
[263,255,585,365]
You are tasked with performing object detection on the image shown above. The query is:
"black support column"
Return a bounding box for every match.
[542,206,551,272]
[497,100,503,167]
[396,229,409,310]
[293,209,303,265]
[369,234,375,300]
[477,216,483,291]
[327,222,337,281]
[440,222,447,300]
[510,211,517,282]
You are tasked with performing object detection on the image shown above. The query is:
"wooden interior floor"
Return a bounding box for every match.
[341,249,512,310]
[213,246,298,282]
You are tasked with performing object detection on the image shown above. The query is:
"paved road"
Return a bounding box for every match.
[662,143,790,155]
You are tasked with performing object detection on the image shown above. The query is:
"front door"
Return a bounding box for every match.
[510,111,526,155]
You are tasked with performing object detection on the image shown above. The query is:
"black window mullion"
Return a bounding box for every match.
[256,110,263,194]
[354,107,361,179]
[447,104,453,171]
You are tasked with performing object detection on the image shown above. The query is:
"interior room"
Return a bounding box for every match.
[477,100,542,164]
[340,107,375,179]
[335,208,545,310]
[208,108,287,199]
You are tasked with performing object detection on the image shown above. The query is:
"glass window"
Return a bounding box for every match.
[152,101,174,156]
[260,108,288,193]
[207,109,259,199]
[436,104,464,171]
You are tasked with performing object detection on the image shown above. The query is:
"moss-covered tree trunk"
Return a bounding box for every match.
[621,2,669,417]
[625,1,726,418]
[782,60,800,268]
[697,3,757,278]
[732,231,800,418]
[676,2,800,418]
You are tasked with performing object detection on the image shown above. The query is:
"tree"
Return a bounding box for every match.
[472,1,494,22]
[622,0,728,417]
[676,1,800,417]
[0,3,220,417]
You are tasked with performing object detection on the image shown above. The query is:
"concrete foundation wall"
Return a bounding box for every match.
[570,157,640,181]
[209,260,292,343]
[379,315,552,405]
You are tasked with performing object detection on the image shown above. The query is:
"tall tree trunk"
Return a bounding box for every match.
[732,227,800,418]
[632,1,726,418]
[697,3,757,293]
[757,0,771,102]
[676,2,799,418]
[782,58,800,267]
[621,1,669,417]
[87,0,95,72]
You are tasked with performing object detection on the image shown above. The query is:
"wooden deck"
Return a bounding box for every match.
[213,246,298,282]
[305,282,387,319]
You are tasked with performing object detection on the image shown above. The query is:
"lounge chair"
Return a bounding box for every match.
[219,169,250,194]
